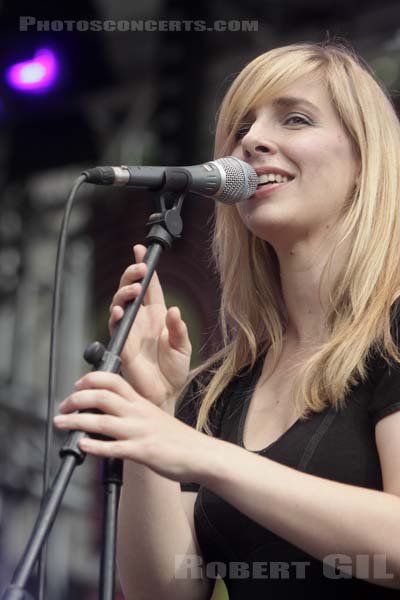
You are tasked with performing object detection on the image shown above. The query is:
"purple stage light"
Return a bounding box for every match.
[6,49,58,92]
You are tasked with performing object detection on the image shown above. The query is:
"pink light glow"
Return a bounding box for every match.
[6,49,58,92]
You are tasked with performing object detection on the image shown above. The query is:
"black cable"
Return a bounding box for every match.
[37,174,88,600]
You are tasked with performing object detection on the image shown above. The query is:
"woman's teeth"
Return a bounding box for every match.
[257,173,290,186]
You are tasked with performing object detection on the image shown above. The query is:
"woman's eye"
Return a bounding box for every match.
[234,124,251,140]
[284,114,311,126]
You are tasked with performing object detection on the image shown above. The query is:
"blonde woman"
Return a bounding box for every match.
[54,42,400,598]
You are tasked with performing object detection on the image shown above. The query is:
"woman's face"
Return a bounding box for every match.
[232,76,359,248]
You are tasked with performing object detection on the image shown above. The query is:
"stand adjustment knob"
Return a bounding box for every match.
[83,341,106,368]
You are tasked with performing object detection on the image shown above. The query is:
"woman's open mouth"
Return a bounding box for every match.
[251,173,295,199]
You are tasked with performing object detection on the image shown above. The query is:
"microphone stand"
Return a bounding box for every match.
[2,190,186,600]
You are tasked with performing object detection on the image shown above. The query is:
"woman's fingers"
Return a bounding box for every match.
[109,263,146,332]
[78,437,129,459]
[73,371,140,400]
[54,411,124,440]
[165,307,192,356]
[118,262,147,289]
[58,388,127,416]
[78,437,152,464]
[132,244,147,262]
[112,282,143,308]
[133,245,166,306]
[109,244,166,332]
[108,305,124,332]
[54,375,147,437]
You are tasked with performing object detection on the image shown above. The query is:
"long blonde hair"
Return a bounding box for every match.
[185,41,400,434]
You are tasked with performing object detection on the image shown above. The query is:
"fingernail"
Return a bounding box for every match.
[53,415,63,423]
[75,378,83,388]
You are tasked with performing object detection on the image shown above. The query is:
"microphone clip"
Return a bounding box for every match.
[145,191,185,248]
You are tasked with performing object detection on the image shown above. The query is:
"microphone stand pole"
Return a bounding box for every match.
[2,190,186,600]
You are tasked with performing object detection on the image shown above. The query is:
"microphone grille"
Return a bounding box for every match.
[214,157,258,204]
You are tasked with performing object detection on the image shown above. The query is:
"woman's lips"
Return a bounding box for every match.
[250,178,293,199]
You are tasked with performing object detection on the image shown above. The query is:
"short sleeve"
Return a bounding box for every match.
[369,359,400,426]
[369,300,400,426]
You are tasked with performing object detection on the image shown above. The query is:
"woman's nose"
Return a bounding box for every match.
[241,127,278,159]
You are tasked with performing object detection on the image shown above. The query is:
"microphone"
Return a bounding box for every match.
[82,157,258,204]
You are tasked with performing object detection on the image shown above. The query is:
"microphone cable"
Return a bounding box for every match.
[37,174,88,600]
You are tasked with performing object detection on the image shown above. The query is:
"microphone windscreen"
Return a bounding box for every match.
[214,157,258,204]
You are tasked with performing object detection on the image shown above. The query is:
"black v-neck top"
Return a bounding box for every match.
[175,344,400,599]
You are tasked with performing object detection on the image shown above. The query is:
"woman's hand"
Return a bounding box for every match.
[109,244,192,411]
[54,372,217,483]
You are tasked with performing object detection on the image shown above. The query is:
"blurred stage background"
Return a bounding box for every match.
[0,0,399,598]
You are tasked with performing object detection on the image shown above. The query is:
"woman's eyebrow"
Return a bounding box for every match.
[273,96,322,116]
[238,111,254,122]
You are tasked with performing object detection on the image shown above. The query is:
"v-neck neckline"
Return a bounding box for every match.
[237,350,302,454]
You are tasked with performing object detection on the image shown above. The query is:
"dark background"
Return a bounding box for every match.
[0,1,399,598]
